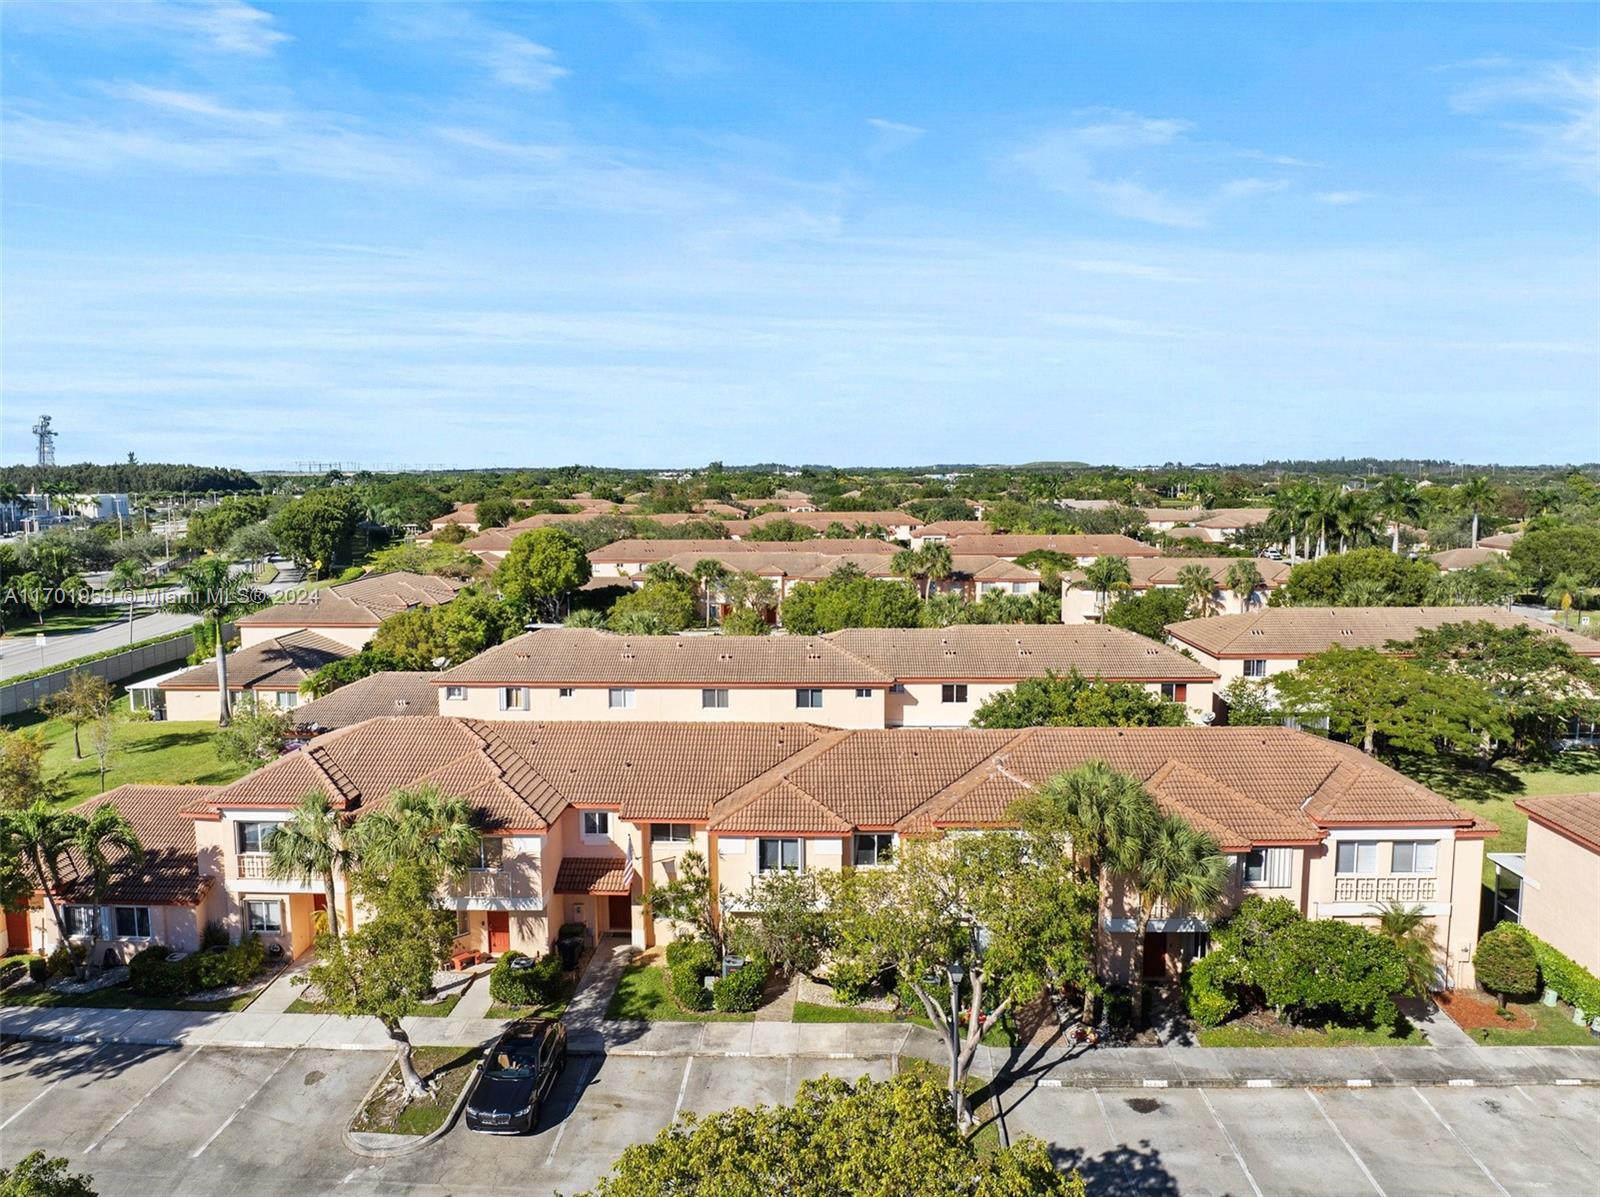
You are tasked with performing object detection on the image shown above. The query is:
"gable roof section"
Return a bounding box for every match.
[49,785,219,906]
[823,625,1216,682]
[587,538,897,565]
[293,671,440,729]
[1165,606,1600,659]
[1516,793,1600,854]
[237,571,463,628]
[943,534,1160,559]
[159,630,353,691]
[1066,556,1292,591]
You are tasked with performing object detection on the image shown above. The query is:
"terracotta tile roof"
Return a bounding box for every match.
[238,571,464,627]
[727,511,922,535]
[554,857,631,894]
[711,781,853,834]
[916,521,993,538]
[1165,606,1600,658]
[588,539,895,565]
[159,630,353,691]
[431,503,478,528]
[1476,533,1520,551]
[823,625,1217,682]
[437,629,891,686]
[293,672,440,729]
[1517,793,1600,854]
[1428,548,1507,571]
[1191,509,1271,529]
[48,786,219,906]
[943,534,1160,559]
[632,550,1031,586]
[1066,557,1292,592]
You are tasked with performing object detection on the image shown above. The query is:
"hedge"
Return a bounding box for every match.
[129,938,265,997]
[1504,925,1600,1016]
[488,951,565,1007]
[665,938,716,1012]
[712,956,768,1013]
[2,625,195,688]
[128,945,193,998]
[1181,953,1236,1028]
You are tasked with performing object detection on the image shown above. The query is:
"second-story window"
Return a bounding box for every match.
[444,686,466,701]
[499,687,530,711]
[608,688,635,709]
[473,836,503,871]
[1335,841,1378,875]
[701,689,730,709]
[237,821,276,854]
[854,688,873,699]
[941,684,969,704]
[1391,841,1437,875]
[1161,683,1188,702]
[1243,660,1268,679]
[651,823,693,845]
[795,688,823,709]
[758,838,801,873]
[853,833,895,867]
[582,811,611,837]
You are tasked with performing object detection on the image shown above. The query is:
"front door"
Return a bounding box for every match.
[4,909,30,952]
[1142,932,1168,980]
[607,895,632,934]
[487,911,511,955]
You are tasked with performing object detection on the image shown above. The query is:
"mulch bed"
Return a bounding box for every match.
[1437,988,1536,1031]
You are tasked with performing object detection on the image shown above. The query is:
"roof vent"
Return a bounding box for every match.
[719,652,733,660]
[394,699,409,710]
[1249,629,1265,636]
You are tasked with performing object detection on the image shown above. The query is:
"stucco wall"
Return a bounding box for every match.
[440,683,888,728]
[887,679,1213,726]
[1520,822,1599,977]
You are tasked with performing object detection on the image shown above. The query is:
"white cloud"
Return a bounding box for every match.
[1316,190,1371,205]
[1450,58,1600,193]
[109,83,284,127]
[1218,177,1289,199]
[865,117,924,157]
[478,32,570,92]
[1067,258,1199,283]
[20,0,289,56]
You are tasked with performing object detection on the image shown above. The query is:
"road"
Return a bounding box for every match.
[1,1040,1594,1197]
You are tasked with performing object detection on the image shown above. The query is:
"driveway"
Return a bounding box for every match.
[3,1039,1595,1197]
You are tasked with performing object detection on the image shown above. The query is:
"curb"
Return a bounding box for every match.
[341,1048,485,1160]
[1029,1075,1598,1090]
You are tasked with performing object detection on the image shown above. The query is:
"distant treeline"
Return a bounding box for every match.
[0,463,261,495]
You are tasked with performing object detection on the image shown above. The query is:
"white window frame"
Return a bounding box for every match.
[1335,841,1378,875]
[1242,848,1269,885]
[1243,659,1268,679]
[246,899,283,934]
[701,688,730,709]
[1011,582,1027,595]
[795,688,823,709]
[757,838,801,874]
[650,823,693,845]
[608,688,635,709]
[237,821,276,854]
[1391,841,1437,875]
[582,811,612,840]
[941,683,969,704]
[499,686,530,711]
[64,905,97,939]
[854,688,873,699]
[1160,682,1188,702]
[472,836,503,872]
[444,685,466,701]
[853,833,895,867]
[273,689,298,710]
[112,906,152,939]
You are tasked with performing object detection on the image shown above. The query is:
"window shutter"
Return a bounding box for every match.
[520,688,531,711]
[1267,848,1292,889]
[497,688,508,712]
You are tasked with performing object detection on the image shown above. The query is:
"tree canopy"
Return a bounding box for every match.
[971,670,1188,729]
[780,565,923,634]
[268,491,360,575]
[494,527,592,623]
[1274,548,1441,607]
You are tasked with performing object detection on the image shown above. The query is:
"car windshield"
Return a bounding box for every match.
[487,1051,536,1079]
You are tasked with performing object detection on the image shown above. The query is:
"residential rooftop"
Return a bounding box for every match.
[942,533,1161,558]
[236,571,465,628]
[159,630,353,691]
[293,671,442,730]
[1164,606,1600,659]
[1516,793,1600,855]
[48,785,220,906]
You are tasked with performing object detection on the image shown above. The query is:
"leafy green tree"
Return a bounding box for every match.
[224,521,278,571]
[41,673,113,760]
[0,731,62,812]
[495,527,591,623]
[580,1071,1083,1197]
[0,1151,98,1197]
[1104,587,1190,641]
[369,591,515,668]
[268,491,359,576]
[186,496,270,553]
[747,517,816,542]
[646,850,730,956]
[1257,919,1409,1028]
[172,556,245,726]
[87,710,121,794]
[720,607,770,636]
[1218,678,1280,726]
[732,870,828,978]
[1080,555,1132,619]
[365,541,482,580]
[473,496,520,529]
[1274,547,1440,607]
[300,861,456,1097]
[214,702,296,768]
[1375,902,1437,1000]
[18,572,51,625]
[780,565,923,634]
[971,670,1186,729]
[607,577,696,633]
[1270,646,1507,756]
[1473,922,1539,1009]
[66,805,143,973]
[690,559,730,628]
[302,650,405,699]
[1510,526,1600,591]
[348,785,479,882]
[1394,620,1600,761]
[268,792,351,940]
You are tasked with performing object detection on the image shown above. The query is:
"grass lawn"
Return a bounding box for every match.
[1,985,257,1013]
[1197,1019,1425,1047]
[1468,1001,1597,1047]
[2,605,123,637]
[485,1001,569,1021]
[350,1044,481,1137]
[8,696,249,808]
[604,958,755,1022]
[286,993,463,1018]
[792,1000,1017,1047]
[1390,751,1600,883]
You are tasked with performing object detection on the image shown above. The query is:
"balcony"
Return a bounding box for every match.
[236,852,280,881]
[446,870,515,900]
[1333,875,1436,903]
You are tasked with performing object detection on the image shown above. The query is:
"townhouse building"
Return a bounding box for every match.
[1060,557,1292,623]
[941,533,1160,564]
[1492,793,1600,976]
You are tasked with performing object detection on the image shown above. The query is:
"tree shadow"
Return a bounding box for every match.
[1,1038,176,1085]
[1053,1140,1184,1196]
[1542,749,1600,777]
[1388,753,1524,805]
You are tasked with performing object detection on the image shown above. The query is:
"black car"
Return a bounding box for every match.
[463,1019,568,1135]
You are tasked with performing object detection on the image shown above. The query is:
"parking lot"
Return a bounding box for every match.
[2,1039,1595,1196]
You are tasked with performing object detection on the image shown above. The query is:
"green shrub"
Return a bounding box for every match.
[1181,954,1237,1027]
[1496,925,1600,1014]
[336,566,365,583]
[45,943,86,980]
[1258,920,1408,1029]
[0,956,34,989]
[201,921,232,950]
[128,945,194,998]
[27,957,48,985]
[489,951,565,1007]
[827,960,873,1006]
[666,938,716,1011]
[558,922,587,941]
[191,937,265,990]
[1474,924,1540,1008]
[713,957,768,1013]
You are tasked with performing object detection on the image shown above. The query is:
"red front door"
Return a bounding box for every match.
[487,911,511,955]
[607,895,632,933]
[5,909,31,953]
[1143,932,1169,980]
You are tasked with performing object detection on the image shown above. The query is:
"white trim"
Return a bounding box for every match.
[1104,916,1211,933]
[1315,901,1452,917]
[1325,827,1451,842]
[442,897,545,912]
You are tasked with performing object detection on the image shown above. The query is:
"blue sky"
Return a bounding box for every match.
[3,2,1596,469]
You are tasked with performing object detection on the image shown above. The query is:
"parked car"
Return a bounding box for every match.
[463,1018,568,1135]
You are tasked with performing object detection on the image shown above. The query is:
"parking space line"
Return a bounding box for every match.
[544,1057,595,1168]
[1198,1088,1265,1197]
[84,1047,202,1154]
[189,1051,296,1159]
[1304,1088,1386,1197]
[784,1055,794,1104]
[1513,1085,1599,1162]
[1,1045,108,1132]
[1411,1087,1510,1197]
[1089,1088,1119,1151]
[671,1056,694,1121]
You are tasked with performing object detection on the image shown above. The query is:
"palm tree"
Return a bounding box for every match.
[1456,477,1497,549]
[1304,486,1340,558]
[1333,491,1378,554]
[1373,475,1422,554]
[1082,555,1133,620]
[110,558,145,645]
[1130,814,1230,982]
[691,559,730,629]
[890,547,925,598]
[172,556,240,726]
[1375,901,1437,1000]
[1,803,74,947]
[1175,564,1218,618]
[1225,559,1264,610]
[268,791,352,940]
[1266,484,1308,563]
[350,785,479,883]
[69,805,143,973]
[919,543,954,599]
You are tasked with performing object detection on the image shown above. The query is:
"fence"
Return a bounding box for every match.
[0,626,231,718]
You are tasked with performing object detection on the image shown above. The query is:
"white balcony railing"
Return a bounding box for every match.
[1333,875,1436,903]
[237,852,278,880]
[446,870,514,900]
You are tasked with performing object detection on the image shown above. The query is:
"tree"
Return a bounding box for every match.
[1374,475,1422,554]
[821,833,1093,1126]
[301,861,456,1097]
[67,804,143,973]
[1130,814,1229,979]
[86,710,121,794]
[185,496,270,553]
[1174,563,1218,617]
[733,870,828,978]
[1455,477,1497,549]
[109,558,145,643]
[0,730,61,812]
[1473,923,1539,1009]
[41,673,113,760]
[268,491,359,576]
[720,607,769,636]
[1104,587,1190,641]
[1270,646,1507,756]
[645,850,729,957]
[349,785,479,882]
[18,573,51,625]
[1225,559,1264,609]
[302,649,405,699]
[1218,678,1280,726]
[1274,548,1440,607]
[268,792,351,940]
[690,559,730,628]
[780,566,922,634]
[580,1070,1082,1197]
[971,670,1187,729]
[606,577,696,633]
[1394,620,1600,761]
[212,701,292,770]
[1304,484,1339,559]
[473,496,520,529]
[0,802,74,945]
[1256,919,1409,1028]
[746,517,816,542]
[0,1151,98,1197]
[224,521,278,571]
[172,556,243,726]
[1510,526,1600,591]
[1375,902,1437,1000]
[1080,555,1132,620]
[1547,571,1585,630]
[495,527,591,623]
